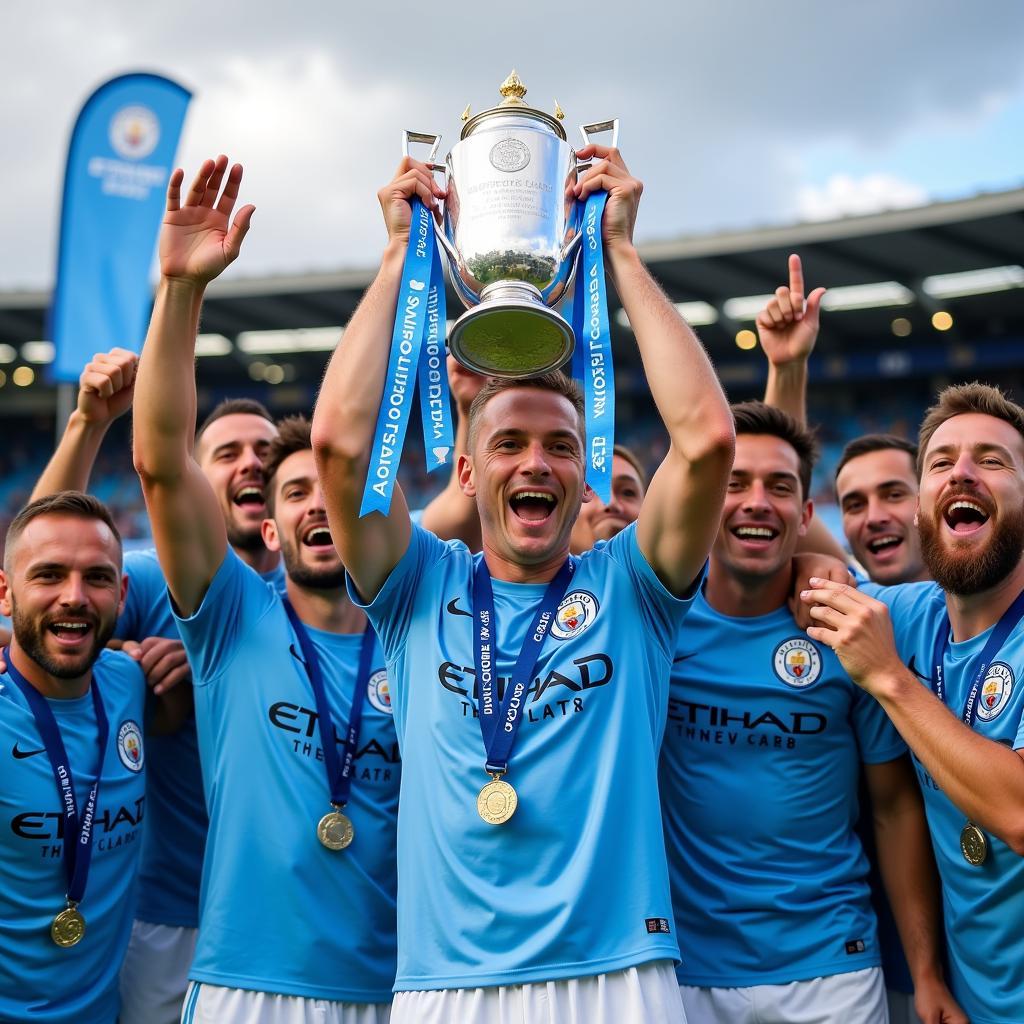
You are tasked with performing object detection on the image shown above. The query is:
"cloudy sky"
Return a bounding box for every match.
[5,0,1023,290]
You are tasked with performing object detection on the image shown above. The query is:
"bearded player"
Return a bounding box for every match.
[133,156,398,1023]
[804,383,1024,1024]
[313,147,734,1022]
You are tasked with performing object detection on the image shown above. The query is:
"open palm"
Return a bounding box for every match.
[160,156,254,284]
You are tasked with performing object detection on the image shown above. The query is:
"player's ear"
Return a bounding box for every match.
[798,499,814,537]
[0,569,11,618]
[262,517,281,553]
[581,482,595,505]
[458,453,476,498]
[117,571,129,618]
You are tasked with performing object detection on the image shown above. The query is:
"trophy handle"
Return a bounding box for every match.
[401,130,445,172]
[576,119,620,171]
[401,130,460,274]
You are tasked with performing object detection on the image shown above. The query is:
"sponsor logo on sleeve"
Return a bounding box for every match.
[773,638,822,688]
[117,720,145,772]
[976,662,1014,722]
[550,591,599,641]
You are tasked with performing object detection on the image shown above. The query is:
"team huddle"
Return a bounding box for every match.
[1,147,1022,1024]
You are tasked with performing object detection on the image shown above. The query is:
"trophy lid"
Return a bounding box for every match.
[460,70,567,141]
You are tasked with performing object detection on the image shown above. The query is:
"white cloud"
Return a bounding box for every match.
[795,173,929,222]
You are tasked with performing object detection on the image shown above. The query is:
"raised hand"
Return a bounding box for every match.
[77,347,138,425]
[377,157,446,247]
[574,144,643,254]
[755,254,827,366]
[447,356,486,415]
[160,156,255,284]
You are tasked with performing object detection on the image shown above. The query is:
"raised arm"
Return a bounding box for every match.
[576,145,734,595]
[30,348,137,500]
[312,159,445,600]
[133,156,254,616]
[419,358,484,549]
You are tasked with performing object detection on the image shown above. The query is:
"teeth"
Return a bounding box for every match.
[949,501,986,516]
[869,535,901,551]
[735,526,775,538]
[52,622,88,631]
[514,491,555,504]
[307,528,332,543]
[237,486,263,500]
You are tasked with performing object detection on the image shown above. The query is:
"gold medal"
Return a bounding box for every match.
[960,822,988,866]
[477,777,518,825]
[51,904,86,948]
[317,809,354,850]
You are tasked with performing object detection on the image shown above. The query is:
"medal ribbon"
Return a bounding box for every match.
[472,558,575,773]
[283,605,376,808]
[929,587,1024,727]
[360,198,453,517]
[570,190,615,504]
[4,649,108,907]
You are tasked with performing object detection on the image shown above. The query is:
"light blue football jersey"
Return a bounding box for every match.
[0,650,147,1022]
[660,591,907,987]
[175,550,398,1001]
[874,581,1024,1024]
[351,523,698,991]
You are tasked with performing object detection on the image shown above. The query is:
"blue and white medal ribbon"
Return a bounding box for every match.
[361,198,453,517]
[571,190,615,504]
[929,586,1024,865]
[471,558,575,824]
[283,602,376,850]
[5,649,108,946]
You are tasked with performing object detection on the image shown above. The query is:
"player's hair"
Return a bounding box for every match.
[4,491,122,573]
[467,372,585,452]
[835,434,918,481]
[917,382,1024,477]
[195,397,274,452]
[262,415,313,514]
[731,401,818,499]
[613,444,648,490]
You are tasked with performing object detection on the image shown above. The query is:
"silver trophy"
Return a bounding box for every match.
[406,71,617,378]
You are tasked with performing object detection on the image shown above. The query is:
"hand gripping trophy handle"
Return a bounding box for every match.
[559,120,621,272]
[401,130,460,268]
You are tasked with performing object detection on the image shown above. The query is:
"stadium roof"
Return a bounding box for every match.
[1,186,1021,407]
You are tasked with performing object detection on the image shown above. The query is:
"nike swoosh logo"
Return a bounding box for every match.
[12,743,45,760]
[446,598,472,618]
[289,644,307,669]
[907,655,931,682]
[673,652,698,664]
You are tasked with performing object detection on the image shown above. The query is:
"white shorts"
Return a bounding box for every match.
[680,966,887,1024]
[391,960,685,1024]
[887,988,923,1024]
[119,920,198,1024]
[180,982,391,1024]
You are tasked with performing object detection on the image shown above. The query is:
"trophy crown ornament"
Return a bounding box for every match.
[498,69,528,107]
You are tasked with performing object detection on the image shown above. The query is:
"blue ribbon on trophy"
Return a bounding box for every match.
[360,196,454,518]
[571,189,614,505]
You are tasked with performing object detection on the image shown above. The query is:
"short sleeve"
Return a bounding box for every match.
[173,549,277,684]
[852,687,907,764]
[115,549,173,641]
[347,525,454,660]
[595,523,706,658]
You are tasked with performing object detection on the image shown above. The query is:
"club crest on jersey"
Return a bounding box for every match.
[976,662,1014,722]
[773,638,822,688]
[550,591,599,640]
[117,720,145,772]
[367,669,393,714]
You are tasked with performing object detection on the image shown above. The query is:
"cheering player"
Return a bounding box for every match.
[0,493,156,1021]
[804,384,1024,1024]
[133,156,398,1023]
[313,147,734,1021]
[661,403,962,1023]
[24,347,282,1022]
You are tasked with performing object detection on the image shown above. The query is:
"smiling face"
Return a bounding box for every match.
[460,387,587,577]
[837,447,925,584]
[0,514,126,682]
[571,453,645,549]
[917,412,1024,595]
[195,413,278,553]
[262,449,345,590]
[713,433,812,583]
